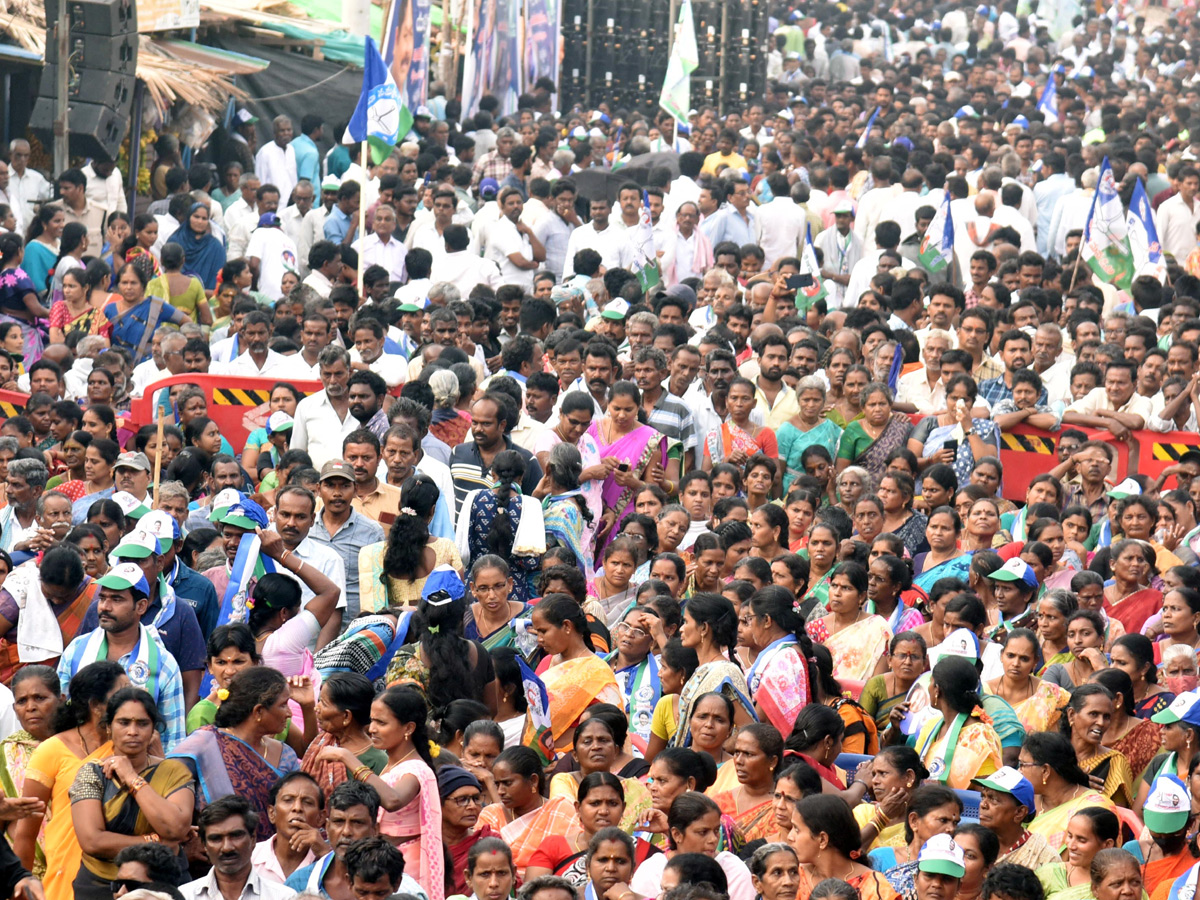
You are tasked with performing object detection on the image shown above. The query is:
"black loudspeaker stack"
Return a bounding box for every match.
[30,0,138,161]
[558,0,767,117]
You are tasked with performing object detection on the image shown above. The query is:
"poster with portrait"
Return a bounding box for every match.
[460,0,521,117]
[382,0,432,114]
[523,0,559,92]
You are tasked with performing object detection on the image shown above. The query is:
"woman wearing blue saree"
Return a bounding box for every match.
[539,442,596,575]
[912,507,974,594]
[907,374,1000,488]
[463,556,529,651]
[164,202,226,292]
[103,263,190,365]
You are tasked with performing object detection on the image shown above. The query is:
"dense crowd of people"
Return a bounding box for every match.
[1,4,1200,900]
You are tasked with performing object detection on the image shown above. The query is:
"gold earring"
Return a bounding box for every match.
[1043,775,1048,787]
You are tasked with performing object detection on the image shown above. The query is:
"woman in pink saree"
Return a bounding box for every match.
[588,381,677,551]
[745,585,813,733]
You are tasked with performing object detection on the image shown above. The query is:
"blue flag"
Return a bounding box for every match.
[918,192,955,273]
[343,36,409,165]
[1037,77,1058,125]
[855,106,880,149]
[1127,177,1166,283]
[517,654,556,765]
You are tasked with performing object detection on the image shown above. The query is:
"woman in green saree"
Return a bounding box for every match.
[860,631,928,732]
[798,521,841,618]
[464,556,529,651]
[836,383,914,490]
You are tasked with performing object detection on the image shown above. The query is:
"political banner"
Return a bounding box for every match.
[461,0,521,117]
[523,0,560,93]
[381,0,433,114]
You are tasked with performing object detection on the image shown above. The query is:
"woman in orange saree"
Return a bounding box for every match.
[711,725,785,845]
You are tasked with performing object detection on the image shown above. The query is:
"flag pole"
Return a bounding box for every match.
[151,410,166,509]
[357,142,368,299]
[1068,249,1083,291]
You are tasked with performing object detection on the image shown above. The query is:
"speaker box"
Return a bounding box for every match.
[39,63,132,109]
[29,98,128,160]
[44,31,136,72]
[44,0,136,35]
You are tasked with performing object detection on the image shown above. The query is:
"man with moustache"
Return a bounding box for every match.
[310,459,383,622]
[183,796,295,900]
[252,772,329,883]
[686,348,765,441]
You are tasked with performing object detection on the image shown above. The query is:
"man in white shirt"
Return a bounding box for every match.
[1157,166,1200,262]
[223,173,261,238]
[6,140,50,233]
[181,796,296,900]
[280,179,315,277]
[353,204,407,282]
[897,329,952,414]
[246,213,297,303]
[254,115,299,211]
[1063,359,1154,432]
[431,226,501,293]
[82,159,126,215]
[291,345,359,472]
[562,195,633,278]
[302,241,342,300]
[485,188,545,291]
[216,311,293,377]
[406,187,463,261]
[1031,323,1074,404]
[853,157,901,253]
[349,317,407,388]
[755,173,806,268]
[229,184,280,261]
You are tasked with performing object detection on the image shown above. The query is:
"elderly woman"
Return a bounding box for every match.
[428,369,470,448]
[777,376,843,492]
[907,374,1001,485]
[540,442,596,575]
[837,466,869,519]
[836,383,913,489]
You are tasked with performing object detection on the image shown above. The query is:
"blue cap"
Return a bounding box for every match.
[975,767,1036,811]
[257,212,281,228]
[422,565,465,604]
[479,177,500,199]
[222,498,270,531]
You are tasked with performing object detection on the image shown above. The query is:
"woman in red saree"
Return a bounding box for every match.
[438,766,495,896]
[1103,540,1161,635]
[587,381,676,552]
[711,725,785,844]
[783,704,847,791]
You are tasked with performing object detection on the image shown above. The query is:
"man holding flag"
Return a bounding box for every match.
[660,0,698,150]
[1081,157,1135,291]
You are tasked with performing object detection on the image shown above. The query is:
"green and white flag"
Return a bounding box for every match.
[917,192,955,274]
[659,0,697,127]
[631,191,661,291]
[344,36,409,165]
[1081,157,1134,291]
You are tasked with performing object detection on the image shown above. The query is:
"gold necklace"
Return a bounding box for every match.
[382,746,418,773]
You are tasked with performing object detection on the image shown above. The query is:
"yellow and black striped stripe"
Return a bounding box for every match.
[0,400,26,418]
[212,388,273,407]
[999,432,1056,454]
[1152,441,1200,462]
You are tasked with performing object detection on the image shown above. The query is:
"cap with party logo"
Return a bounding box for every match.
[97,562,153,598]
[112,491,151,520]
[987,557,1039,590]
[234,108,259,125]
[208,488,245,526]
[266,411,294,436]
[321,174,342,192]
[601,298,630,320]
[1153,690,1200,727]
[930,627,980,664]
[139,510,181,552]
[422,564,465,604]
[1107,477,1141,499]
[111,528,161,561]
[222,497,270,531]
[257,212,282,229]
[917,834,966,878]
[114,452,152,472]
[397,301,427,313]
[1144,774,1191,834]
[974,766,1036,811]
[833,200,855,216]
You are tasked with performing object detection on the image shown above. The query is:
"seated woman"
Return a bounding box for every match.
[790,794,900,900]
[710,724,785,845]
[671,593,755,748]
[913,656,1002,789]
[784,704,849,792]
[360,475,464,609]
[984,628,1071,736]
[69,688,194,900]
[869,783,963,896]
[854,746,929,852]
[526,773,659,885]
[1023,731,1115,854]
[861,631,928,734]
[169,667,300,840]
[908,374,1001,485]
[744,585,816,735]
[806,562,892,684]
[1037,807,1119,900]
[1091,668,1162,784]
[1059,684,1134,807]
[1043,610,1111,689]
[548,717,652,832]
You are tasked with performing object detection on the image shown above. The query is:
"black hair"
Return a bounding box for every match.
[981,863,1046,900]
[205,623,260,663]
[113,843,183,886]
[431,699,491,746]
[667,792,722,850]
[534,593,596,652]
[655,748,719,793]
[777,760,823,798]
[794,795,865,862]
[415,584,474,711]
[682,592,739,651]
[661,637,700,683]
[785,704,844,754]
[383,474,440,580]
[1022,732,1090,787]
[749,585,817,686]
[490,647,529,714]
[268,771,325,810]
[485,449,527,558]
[1059,683,1114,736]
[955,823,1001,869]
[330,780,382,818]
[247,572,303,634]
[1070,806,1120,844]
[903,784,962,843]
[932,656,984,715]
[663,854,728,894]
[580,703,630,748]
[198,795,260,842]
[214,667,288,729]
[494,745,546,796]
[1111,634,1159,685]
[54,660,125,733]
[321,672,376,729]
[11,665,59,698]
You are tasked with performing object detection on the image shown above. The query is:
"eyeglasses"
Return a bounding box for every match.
[614,622,648,639]
[1016,761,1040,769]
[447,793,483,808]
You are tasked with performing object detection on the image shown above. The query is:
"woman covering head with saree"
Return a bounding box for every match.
[163,202,226,292]
[835,382,913,489]
[588,380,674,551]
[169,666,301,840]
[68,688,194,900]
[530,594,622,756]
[670,593,755,748]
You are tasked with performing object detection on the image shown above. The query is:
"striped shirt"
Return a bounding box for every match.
[646,390,698,452]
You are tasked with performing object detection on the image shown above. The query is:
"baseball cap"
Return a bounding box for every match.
[208,488,244,526]
[833,200,855,215]
[930,627,980,665]
[479,177,500,199]
[111,528,161,561]
[1107,477,1141,499]
[112,491,150,521]
[601,298,630,320]
[569,126,588,140]
[320,460,356,483]
[988,557,1039,590]
[97,562,152,598]
[139,510,182,550]
[114,452,151,472]
[266,411,294,435]
[974,767,1036,811]
[397,301,427,313]
[917,834,966,878]
[422,564,466,604]
[321,174,342,192]
[222,498,270,531]
[414,105,433,119]
[234,108,259,125]
[1144,775,1191,834]
[257,212,282,228]
[1153,690,1200,727]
